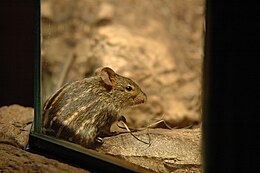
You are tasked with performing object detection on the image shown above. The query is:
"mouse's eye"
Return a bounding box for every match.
[126,85,133,91]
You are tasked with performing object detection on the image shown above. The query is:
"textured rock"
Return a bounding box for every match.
[0,143,90,173]
[0,104,33,149]
[97,128,202,173]
[0,105,201,173]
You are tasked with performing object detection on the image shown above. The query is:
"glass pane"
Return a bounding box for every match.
[36,0,205,172]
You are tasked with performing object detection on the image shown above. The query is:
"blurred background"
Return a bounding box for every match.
[42,0,204,129]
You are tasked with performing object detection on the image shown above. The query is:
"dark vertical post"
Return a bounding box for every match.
[203,0,259,173]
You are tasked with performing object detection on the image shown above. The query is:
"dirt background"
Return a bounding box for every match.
[41,0,204,129]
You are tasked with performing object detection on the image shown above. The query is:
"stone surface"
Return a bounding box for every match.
[0,104,33,149]
[97,128,202,173]
[0,143,90,173]
[0,105,201,172]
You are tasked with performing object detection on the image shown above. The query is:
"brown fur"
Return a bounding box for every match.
[42,67,147,148]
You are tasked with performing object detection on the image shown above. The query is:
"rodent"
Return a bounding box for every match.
[42,67,147,148]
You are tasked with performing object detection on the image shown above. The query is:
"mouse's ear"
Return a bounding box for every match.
[95,67,117,87]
